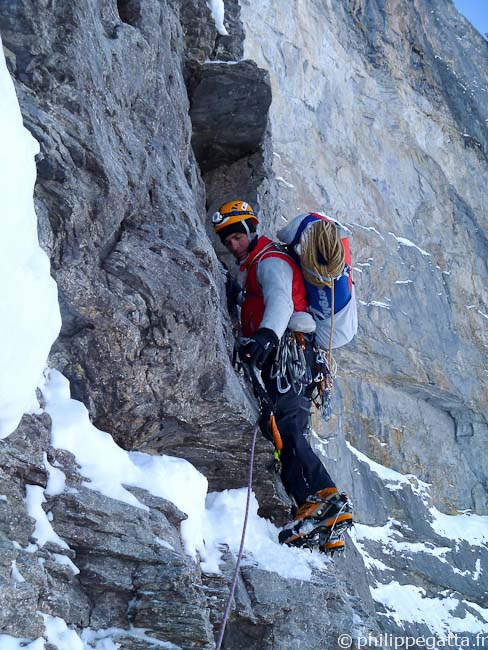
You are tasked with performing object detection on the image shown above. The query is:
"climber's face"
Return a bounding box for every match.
[223,232,250,262]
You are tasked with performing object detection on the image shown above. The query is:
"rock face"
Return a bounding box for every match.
[1,0,284,509]
[0,414,378,648]
[1,0,487,647]
[0,415,214,649]
[323,433,488,641]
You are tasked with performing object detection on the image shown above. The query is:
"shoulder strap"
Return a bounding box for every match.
[289,214,317,249]
[253,242,278,264]
[250,241,293,267]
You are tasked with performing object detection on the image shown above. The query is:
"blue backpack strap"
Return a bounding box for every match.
[289,214,318,249]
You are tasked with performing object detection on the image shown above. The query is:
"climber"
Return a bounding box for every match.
[211,200,353,553]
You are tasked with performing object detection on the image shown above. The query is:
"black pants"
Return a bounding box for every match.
[261,339,336,507]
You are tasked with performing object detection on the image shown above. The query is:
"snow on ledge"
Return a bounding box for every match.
[371,582,488,635]
[206,0,228,35]
[40,368,330,580]
[389,231,431,256]
[346,441,430,496]
[348,442,488,550]
[40,368,208,560]
[430,507,488,548]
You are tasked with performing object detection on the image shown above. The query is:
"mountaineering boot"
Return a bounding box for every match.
[278,488,353,554]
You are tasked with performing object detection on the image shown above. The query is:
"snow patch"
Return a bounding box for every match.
[81,626,180,648]
[52,553,80,576]
[0,636,45,650]
[25,485,69,549]
[43,453,66,497]
[430,507,488,547]
[202,488,329,580]
[155,537,175,552]
[346,441,431,497]
[11,560,26,583]
[42,614,84,650]
[351,222,385,240]
[369,300,391,309]
[0,37,61,438]
[359,300,391,310]
[276,176,295,188]
[41,368,207,560]
[371,582,488,635]
[389,232,431,256]
[473,558,482,581]
[354,520,453,566]
[206,0,228,35]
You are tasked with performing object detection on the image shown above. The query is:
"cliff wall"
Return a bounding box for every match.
[0,0,487,647]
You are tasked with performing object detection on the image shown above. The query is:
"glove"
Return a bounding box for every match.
[239,328,279,369]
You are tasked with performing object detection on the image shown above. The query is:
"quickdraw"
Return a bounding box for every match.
[271,331,334,421]
[234,331,334,472]
[269,331,311,395]
[310,347,334,421]
[269,413,283,473]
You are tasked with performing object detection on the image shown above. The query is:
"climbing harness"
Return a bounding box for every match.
[214,419,259,650]
[268,330,334,421]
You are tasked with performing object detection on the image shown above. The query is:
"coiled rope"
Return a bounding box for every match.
[299,219,345,368]
[215,420,259,650]
[300,219,345,288]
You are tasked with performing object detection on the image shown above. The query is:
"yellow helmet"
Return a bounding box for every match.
[212,200,259,240]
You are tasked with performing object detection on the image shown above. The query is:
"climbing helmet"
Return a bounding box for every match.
[212,200,259,241]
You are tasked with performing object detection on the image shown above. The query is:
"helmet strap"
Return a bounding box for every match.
[247,233,259,253]
[242,219,250,236]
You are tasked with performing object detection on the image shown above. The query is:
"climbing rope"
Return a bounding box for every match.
[327,281,335,372]
[215,420,259,650]
[299,219,345,287]
[299,218,343,381]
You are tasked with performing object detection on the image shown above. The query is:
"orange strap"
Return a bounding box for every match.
[295,332,306,350]
[269,414,283,450]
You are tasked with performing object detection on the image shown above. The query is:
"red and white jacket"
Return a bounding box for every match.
[239,236,315,338]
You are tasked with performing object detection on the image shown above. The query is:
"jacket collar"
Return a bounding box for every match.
[240,235,274,272]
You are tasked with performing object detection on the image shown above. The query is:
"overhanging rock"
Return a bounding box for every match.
[189,60,272,172]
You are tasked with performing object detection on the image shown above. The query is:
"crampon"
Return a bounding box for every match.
[278,491,353,556]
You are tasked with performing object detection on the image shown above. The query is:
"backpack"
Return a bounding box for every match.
[277,213,358,349]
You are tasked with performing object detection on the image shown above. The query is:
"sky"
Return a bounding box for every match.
[453,0,488,36]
